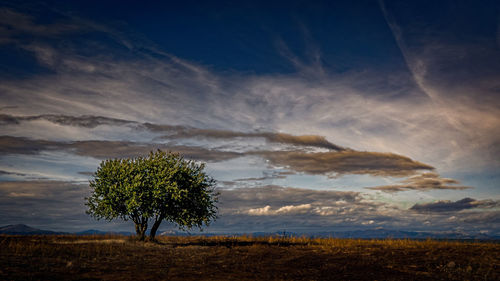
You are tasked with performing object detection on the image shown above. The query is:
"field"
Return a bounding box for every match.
[1,235,499,280]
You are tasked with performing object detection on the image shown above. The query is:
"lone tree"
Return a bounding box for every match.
[85,150,218,241]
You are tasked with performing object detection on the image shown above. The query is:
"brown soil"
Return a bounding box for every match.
[0,235,498,280]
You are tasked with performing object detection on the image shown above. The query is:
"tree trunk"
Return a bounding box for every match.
[135,221,148,241]
[149,219,163,241]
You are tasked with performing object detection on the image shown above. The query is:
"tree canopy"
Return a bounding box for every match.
[85,150,218,240]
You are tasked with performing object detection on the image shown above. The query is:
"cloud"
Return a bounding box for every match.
[256,150,434,177]
[410,198,500,213]
[218,185,361,210]
[0,180,497,234]
[0,3,498,235]
[379,0,500,170]
[0,114,138,128]
[216,185,500,233]
[0,180,88,224]
[212,185,412,232]
[233,171,293,182]
[0,180,130,231]
[217,185,387,221]
[0,136,241,162]
[0,136,55,155]
[0,3,498,179]
[367,172,471,192]
[0,170,27,177]
[155,126,345,151]
[1,115,441,178]
[247,204,313,216]
[1,113,344,150]
[0,8,81,41]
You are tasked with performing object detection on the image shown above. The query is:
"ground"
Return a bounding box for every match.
[1,235,498,280]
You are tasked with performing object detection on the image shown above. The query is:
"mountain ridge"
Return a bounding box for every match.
[1,224,499,240]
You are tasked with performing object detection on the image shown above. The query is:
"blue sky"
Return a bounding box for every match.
[0,0,499,235]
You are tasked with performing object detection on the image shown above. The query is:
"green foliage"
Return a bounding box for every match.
[85,150,218,240]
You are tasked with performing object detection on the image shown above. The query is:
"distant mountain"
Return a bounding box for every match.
[187,229,500,240]
[0,224,65,235]
[75,229,133,235]
[75,229,108,235]
[2,224,498,240]
[257,229,500,240]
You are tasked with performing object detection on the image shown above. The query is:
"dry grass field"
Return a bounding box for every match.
[1,235,499,280]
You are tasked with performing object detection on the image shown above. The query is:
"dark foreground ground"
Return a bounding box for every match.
[1,235,498,280]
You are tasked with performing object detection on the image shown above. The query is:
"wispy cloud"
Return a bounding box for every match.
[367,172,470,192]
[379,0,500,170]
[256,150,433,177]
[0,127,438,179]
[0,114,137,128]
[1,113,344,150]
[0,114,442,179]
[0,5,499,234]
[158,129,345,151]
[0,5,498,176]
[0,8,81,41]
[0,136,241,162]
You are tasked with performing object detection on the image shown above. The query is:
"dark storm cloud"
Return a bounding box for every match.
[255,150,434,177]
[0,136,240,162]
[367,172,470,192]
[410,198,500,213]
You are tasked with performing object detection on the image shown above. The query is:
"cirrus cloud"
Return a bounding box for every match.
[367,172,471,192]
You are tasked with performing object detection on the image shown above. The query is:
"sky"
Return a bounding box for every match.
[0,0,499,235]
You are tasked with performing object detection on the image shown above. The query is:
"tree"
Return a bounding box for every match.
[85,150,218,241]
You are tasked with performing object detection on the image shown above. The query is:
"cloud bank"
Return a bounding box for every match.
[410,198,500,213]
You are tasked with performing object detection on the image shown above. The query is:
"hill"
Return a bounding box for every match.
[0,224,65,235]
